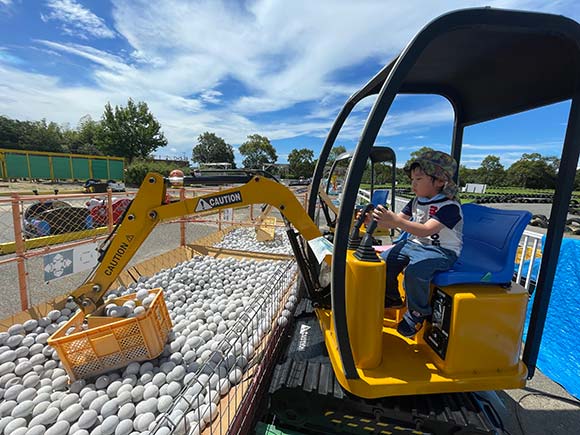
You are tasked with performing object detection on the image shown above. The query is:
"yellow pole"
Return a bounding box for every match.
[180,188,186,246]
[218,186,223,231]
[11,194,29,311]
[107,189,114,233]
[26,153,31,180]
[0,152,6,180]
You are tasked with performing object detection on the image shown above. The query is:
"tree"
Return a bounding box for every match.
[191,132,235,167]
[96,99,167,162]
[76,115,102,155]
[329,145,347,161]
[239,134,277,169]
[506,153,558,189]
[458,165,478,186]
[22,119,64,152]
[373,162,395,187]
[288,148,315,178]
[405,146,435,167]
[62,115,103,155]
[0,116,25,149]
[0,114,102,155]
[477,155,505,186]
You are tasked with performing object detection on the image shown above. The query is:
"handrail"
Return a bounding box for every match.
[517,230,543,292]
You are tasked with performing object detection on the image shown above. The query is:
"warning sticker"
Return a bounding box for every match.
[307,236,333,264]
[195,191,243,212]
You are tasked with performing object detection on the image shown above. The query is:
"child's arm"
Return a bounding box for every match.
[372,205,443,237]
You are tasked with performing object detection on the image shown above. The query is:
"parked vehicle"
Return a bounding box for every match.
[84,179,126,193]
[23,200,93,238]
[86,197,132,226]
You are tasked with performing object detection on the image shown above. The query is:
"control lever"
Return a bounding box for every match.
[354,218,381,262]
[348,204,374,250]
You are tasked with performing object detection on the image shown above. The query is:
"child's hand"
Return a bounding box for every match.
[355,209,373,226]
[372,205,398,228]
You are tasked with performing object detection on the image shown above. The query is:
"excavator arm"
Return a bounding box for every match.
[71,172,322,314]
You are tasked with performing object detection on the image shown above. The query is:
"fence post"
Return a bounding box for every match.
[180,188,186,247]
[218,186,222,231]
[11,193,29,311]
[107,189,114,233]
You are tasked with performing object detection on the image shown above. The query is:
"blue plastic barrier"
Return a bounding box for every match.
[519,237,580,399]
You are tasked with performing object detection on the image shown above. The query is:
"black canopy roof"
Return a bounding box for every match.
[351,8,580,126]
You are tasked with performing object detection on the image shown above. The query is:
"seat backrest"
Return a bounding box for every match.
[371,189,389,207]
[433,203,531,286]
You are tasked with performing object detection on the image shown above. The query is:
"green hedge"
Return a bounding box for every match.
[125,160,186,186]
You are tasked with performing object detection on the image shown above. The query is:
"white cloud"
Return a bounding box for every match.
[461,146,563,168]
[42,0,116,39]
[0,0,13,6]
[112,0,518,114]
[0,63,110,123]
[37,40,129,73]
[463,144,538,150]
[200,89,223,104]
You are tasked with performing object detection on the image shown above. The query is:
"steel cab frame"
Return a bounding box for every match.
[308,8,580,383]
[319,146,397,230]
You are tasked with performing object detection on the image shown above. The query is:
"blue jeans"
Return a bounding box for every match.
[380,240,457,316]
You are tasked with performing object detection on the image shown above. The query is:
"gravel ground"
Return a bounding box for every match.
[0,180,85,194]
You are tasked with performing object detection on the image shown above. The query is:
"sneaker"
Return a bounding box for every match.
[384,296,404,309]
[397,310,427,338]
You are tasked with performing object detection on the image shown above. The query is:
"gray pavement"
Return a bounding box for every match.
[0,222,218,319]
[500,372,580,434]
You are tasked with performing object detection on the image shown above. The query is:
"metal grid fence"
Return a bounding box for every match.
[151,261,298,435]
[0,187,307,318]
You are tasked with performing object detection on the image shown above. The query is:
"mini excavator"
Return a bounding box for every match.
[256,7,580,435]
[61,7,580,435]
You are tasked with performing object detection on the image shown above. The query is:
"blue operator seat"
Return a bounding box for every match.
[432,203,532,287]
[371,189,389,207]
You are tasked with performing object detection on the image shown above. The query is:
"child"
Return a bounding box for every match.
[372,150,463,338]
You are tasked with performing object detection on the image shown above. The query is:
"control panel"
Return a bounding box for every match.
[424,288,452,359]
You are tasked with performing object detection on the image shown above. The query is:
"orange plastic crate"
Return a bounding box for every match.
[48,288,172,381]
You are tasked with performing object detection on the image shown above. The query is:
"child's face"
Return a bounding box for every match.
[410,167,445,198]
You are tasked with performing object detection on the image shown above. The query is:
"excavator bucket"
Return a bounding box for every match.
[256,216,277,241]
[254,204,276,241]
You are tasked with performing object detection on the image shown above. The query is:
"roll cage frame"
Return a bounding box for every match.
[307,7,580,380]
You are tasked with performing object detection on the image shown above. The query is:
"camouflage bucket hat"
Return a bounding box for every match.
[404,150,459,199]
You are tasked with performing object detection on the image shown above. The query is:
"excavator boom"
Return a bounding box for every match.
[70,172,321,313]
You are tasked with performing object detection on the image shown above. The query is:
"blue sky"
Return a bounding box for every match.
[0,0,579,168]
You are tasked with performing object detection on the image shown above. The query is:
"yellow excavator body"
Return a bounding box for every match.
[319,254,529,398]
